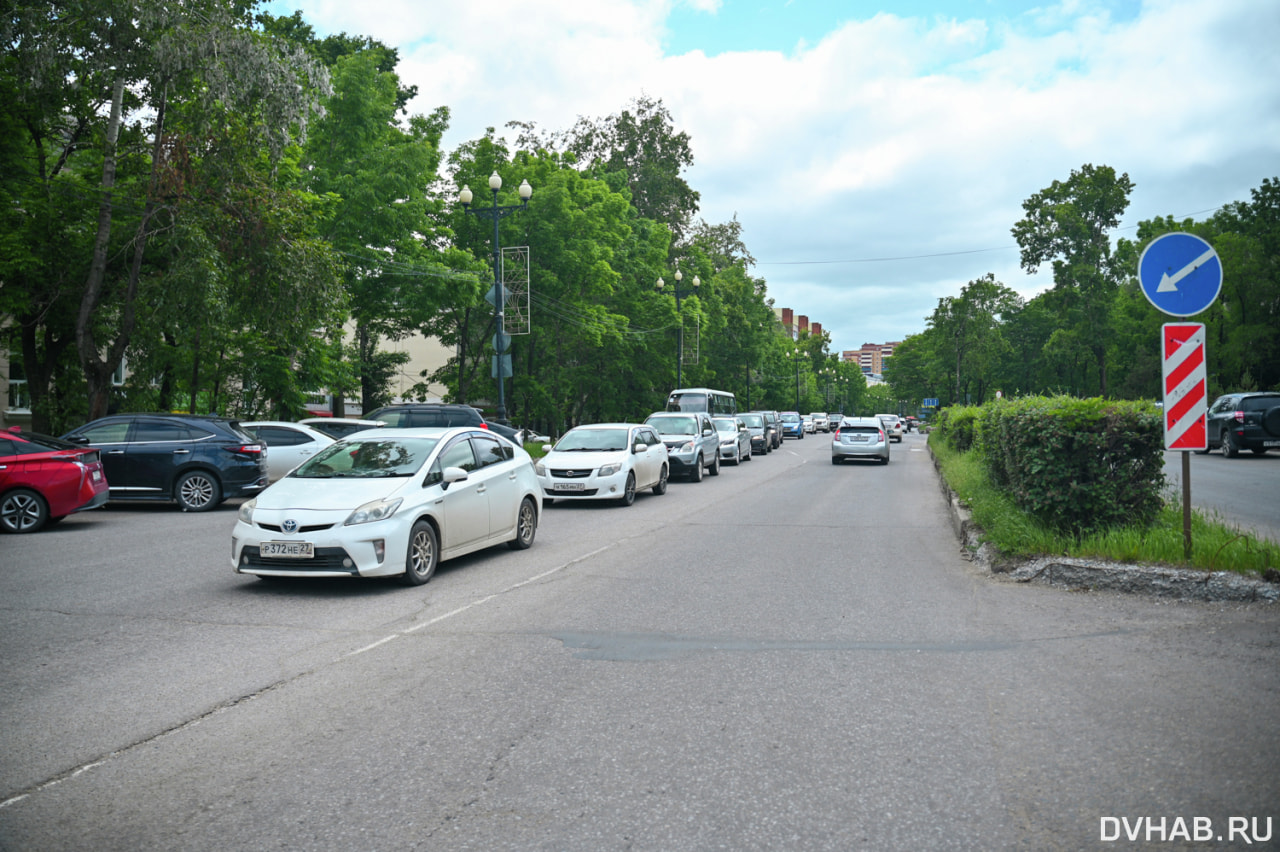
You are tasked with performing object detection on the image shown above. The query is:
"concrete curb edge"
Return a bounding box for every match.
[929,442,1279,604]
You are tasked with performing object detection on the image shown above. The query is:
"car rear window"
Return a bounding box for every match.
[1241,396,1280,411]
[840,425,880,435]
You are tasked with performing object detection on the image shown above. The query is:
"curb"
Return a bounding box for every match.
[930,443,1279,604]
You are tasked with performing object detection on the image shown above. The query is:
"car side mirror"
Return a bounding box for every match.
[542,444,554,453]
[440,466,468,490]
[702,428,713,437]
[633,442,647,454]
[66,435,89,445]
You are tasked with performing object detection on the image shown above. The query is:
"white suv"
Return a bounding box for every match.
[876,414,904,442]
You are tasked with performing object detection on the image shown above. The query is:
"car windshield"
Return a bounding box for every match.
[647,416,698,436]
[781,413,800,423]
[740,414,763,427]
[292,437,440,478]
[554,428,630,452]
[713,418,738,434]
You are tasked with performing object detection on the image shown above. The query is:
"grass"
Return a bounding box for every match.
[928,437,1280,577]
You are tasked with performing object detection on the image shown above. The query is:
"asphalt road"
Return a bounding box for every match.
[2,431,1277,850]
[1162,448,1280,544]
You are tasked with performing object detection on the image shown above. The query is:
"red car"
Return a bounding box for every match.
[1,430,110,533]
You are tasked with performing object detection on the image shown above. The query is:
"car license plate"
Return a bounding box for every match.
[554,483,586,491]
[1265,440,1280,447]
[261,541,314,558]
[92,470,102,481]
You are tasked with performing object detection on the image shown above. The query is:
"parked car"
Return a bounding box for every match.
[62,414,268,512]
[643,412,721,480]
[364,403,525,445]
[832,418,891,465]
[234,427,538,584]
[1204,392,1280,457]
[1,431,110,533]
[738,412,772,455]
[779,411,804,439]
[876,414,904,443]
[298,417,386,440]
[241,421,337,481]
[752,410,782,449]
[712,416,753,465]
[535,423,668,506]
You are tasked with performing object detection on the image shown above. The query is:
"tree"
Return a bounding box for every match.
[1012,164,1134,396]
[3,0,330,425]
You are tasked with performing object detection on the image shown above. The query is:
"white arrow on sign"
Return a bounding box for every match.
[1157,247,1217,293]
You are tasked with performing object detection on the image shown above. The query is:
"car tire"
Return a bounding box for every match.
[709,452,720,476]
[175,470,221,512]
[652,464,668,495]
[1,488,49,534]
[690,456,703,482]
[831,457,840,465]
[1220,430,1239,458]
[744,445,752,461]
[619,471,637,506]
[401,520,438,585]
[508,497,537,550]
[881,455,890,465]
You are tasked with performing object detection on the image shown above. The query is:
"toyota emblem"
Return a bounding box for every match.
[282,519,298,534]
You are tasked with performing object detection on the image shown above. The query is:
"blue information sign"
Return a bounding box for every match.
[1138,232,1222,317]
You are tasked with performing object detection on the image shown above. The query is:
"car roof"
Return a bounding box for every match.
[567,422,645,430]
[839,417,883,427]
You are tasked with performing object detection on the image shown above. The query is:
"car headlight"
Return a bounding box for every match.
[345,497,403,526]
[238,498,256,524]
[534,460,546,476]
[598,462,622,477]
[675,441,693,452]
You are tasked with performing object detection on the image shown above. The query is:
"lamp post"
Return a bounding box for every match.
[459,171,532,425]
[656,268,700,388]
[792,347,804,411]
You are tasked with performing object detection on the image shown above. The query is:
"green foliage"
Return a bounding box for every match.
[930,435,1280,575]
[957,396,1166,536]
[931,405,983,451]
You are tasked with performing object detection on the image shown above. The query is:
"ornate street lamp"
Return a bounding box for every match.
[656,268,700,388]
[458,172,532,425]
[792,347,804,411]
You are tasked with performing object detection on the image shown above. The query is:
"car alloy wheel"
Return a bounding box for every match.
[709,452,720,476]
[619,471,637,506]
[652,465,668,495]
[690,456,703,482]
[1220,431,1238,458]
[402,520,439,585]
[1,488,49,534]
[508,498,537,550]
[176,470,221,512]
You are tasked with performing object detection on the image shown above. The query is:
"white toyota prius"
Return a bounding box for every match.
[232,427,540,586]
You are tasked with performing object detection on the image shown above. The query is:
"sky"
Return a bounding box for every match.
[261,0,1280,354]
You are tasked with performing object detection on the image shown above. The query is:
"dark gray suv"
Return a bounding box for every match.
[643,411,721,481]
[1204,392,1280,457]
[62,413,268,511]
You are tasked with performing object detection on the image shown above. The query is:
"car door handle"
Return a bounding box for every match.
[107,449,125,455]
[173,449,191,455]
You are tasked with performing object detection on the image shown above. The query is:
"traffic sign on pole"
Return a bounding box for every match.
[1138,233,1222,317]
[1161,323,1207,451]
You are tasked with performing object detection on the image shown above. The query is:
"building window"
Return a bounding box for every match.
[7,356,29,412]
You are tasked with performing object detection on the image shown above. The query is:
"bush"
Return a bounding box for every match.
[931,405,983,451]
[976,396,1165,536]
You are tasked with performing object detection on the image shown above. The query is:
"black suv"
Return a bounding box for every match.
[62,413,268,511]
[364,403,524,444]
[1204,392,1280,457]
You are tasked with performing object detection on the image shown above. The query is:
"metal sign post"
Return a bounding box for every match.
[1140,233,1222,561]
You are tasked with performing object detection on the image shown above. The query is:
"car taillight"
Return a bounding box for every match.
[480,423,489,429]
[224,444,264,457]
[1233,411,1245,423]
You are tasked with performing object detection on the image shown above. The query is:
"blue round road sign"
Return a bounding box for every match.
[1138,232,1222,317]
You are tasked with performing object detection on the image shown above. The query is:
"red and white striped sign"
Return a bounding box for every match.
[1162,323,1207,451]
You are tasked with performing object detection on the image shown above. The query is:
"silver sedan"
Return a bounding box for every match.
[712,416,753,465]
[832,418,890,465]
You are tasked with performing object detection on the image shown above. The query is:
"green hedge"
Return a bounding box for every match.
[936,397,1165,536]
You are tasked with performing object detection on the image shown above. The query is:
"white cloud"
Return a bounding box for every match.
[270,0,1280,350]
